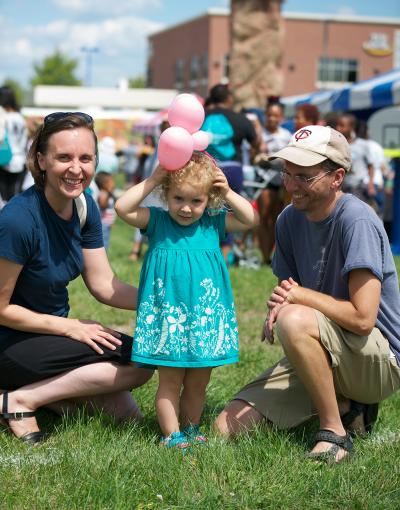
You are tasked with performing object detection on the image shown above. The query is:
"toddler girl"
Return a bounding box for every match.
[115,151,259,448]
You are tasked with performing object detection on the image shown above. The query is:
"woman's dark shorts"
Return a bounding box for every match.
[0,331,133,390]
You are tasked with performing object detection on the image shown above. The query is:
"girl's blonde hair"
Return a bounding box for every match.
[159,151,224,209]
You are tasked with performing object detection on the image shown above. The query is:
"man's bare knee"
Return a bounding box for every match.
[214,399,264,437]
[277,305,319,346]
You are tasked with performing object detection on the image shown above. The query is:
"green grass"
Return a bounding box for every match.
[1,217,399,510]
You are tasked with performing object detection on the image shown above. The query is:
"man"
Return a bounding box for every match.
[215,125,400,463]
[336,113,375,203]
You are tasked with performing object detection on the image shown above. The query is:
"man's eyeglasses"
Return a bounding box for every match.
[44,112,93,125]
[280,170,332,186]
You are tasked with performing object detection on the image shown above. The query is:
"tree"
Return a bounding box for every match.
[128,75,146,88]
[30,50,82,87]
[1,78,27,106]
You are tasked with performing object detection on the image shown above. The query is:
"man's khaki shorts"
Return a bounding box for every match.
[234,310,400,429]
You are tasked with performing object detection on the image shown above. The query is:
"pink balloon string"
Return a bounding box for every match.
[201,150,218,168]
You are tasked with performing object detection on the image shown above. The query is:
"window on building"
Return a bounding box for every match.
[190,56,199,86]
[318,58,358,84]
[199,54,208,85]
[223,53,230,80]
[175,59,185,88]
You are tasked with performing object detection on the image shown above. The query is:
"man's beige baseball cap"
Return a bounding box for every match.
[270,125,352,171]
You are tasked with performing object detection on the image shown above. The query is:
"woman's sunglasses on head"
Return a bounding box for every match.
[43,112,93,125]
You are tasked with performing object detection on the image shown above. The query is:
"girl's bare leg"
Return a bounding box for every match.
[180,368,212,427]
[155,367,185,436]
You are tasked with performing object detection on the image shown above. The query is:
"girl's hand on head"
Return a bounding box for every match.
[68,319,123,355]
[149,165,168,186]
[213,168,230,198]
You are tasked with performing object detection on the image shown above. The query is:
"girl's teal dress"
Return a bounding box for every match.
[132,207,239,367]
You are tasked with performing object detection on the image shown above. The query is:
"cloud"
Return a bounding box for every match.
[18,16,163,54]
[53,0,161,15]
[64,16,163,55]
[0,14,164,86]
[336,6,356,16]
[14,38,35,58]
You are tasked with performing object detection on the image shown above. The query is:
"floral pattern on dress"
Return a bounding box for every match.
[134,277,238,362]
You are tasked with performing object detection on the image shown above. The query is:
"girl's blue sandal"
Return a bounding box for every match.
[183,425,207,445]
[160,431,190,450]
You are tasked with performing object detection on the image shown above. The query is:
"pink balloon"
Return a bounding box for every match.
[158,126,194,171]
[168,94,205,134]
[192,130,210,151]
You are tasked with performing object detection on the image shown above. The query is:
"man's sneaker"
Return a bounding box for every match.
[183,425,207,445]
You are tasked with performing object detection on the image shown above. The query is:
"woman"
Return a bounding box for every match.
[0,86,28,203]
[0,112,153,444]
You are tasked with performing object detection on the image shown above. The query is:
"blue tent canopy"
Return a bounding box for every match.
[282,68,400,117]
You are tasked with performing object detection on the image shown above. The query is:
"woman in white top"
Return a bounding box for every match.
[0,87,28,203]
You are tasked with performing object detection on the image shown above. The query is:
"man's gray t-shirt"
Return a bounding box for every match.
[272,194,400,363]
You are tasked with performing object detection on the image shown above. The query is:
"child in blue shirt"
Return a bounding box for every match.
[116,151,259,448]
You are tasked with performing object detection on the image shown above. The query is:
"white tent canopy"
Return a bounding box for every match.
[282,68,400,117]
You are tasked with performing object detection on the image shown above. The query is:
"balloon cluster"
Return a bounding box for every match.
[158,94,210,171]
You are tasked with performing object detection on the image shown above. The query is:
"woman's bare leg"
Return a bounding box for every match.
[1,362,152,437]
[75,391,142,422]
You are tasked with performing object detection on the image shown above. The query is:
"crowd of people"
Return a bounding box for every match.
[0,83,399,465]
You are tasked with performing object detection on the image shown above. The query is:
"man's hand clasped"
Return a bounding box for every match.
[261,277,299,344]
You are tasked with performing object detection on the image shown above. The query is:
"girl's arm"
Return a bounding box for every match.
[115,165,167,229]
[213,168,259,233]
[0,257,122,354]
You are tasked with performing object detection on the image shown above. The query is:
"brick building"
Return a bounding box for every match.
[147,8,400,99]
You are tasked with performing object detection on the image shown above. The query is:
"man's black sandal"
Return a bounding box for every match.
[341,400,379,435]
[1,391,45,445]
[306,429,354,464]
